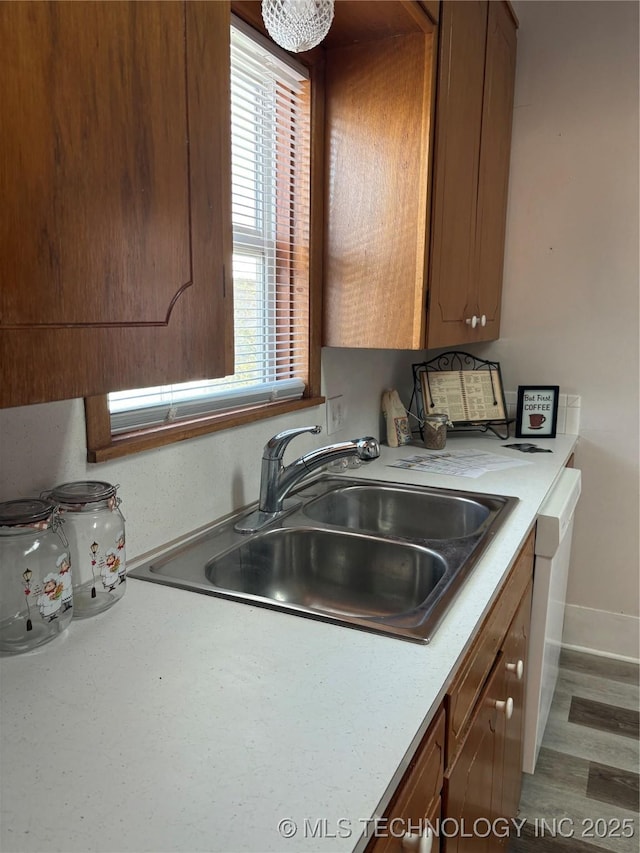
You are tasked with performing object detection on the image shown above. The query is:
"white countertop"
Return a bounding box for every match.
[0,434,578,853]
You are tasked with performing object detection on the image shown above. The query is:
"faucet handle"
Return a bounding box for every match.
[263,425,322,461]
[355,436,380,460]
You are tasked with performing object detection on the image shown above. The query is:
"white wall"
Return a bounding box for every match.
[480,0,639,659]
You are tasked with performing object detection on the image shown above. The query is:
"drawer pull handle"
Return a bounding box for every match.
[495,697,514,719]
[506,659,524,680]
[480,313,487,327]
[402,828,433,852]
[465,315,479,328]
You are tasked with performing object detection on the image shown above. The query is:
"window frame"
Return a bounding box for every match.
[84,16,324,464]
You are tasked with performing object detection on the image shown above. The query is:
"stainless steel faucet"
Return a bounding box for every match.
[235,425,380,533]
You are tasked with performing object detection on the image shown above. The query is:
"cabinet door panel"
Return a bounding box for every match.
[0,1,233,406]
[2,1,189,326]
[499,581,532,822]
[427,0,487,349]
[474,0,517,342]
[444,660,504,853]
[324,31,435,349]
[446,530,534,769]
[366,709,445,853]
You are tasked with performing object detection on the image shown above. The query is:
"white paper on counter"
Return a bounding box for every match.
[388,449,533,478]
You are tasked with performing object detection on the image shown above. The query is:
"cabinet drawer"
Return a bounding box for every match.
[367,708,445,852]
[446,530,534,767]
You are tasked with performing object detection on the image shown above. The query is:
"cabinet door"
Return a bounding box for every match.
[446,530,534,769]
[0,1,233,407]
[427,0,487,349]
[473,0,517,343]
[498,581,532,822]
[444,585,533,853]
[443,660,505,853]
[367,709,445,853]
[427,0,516,349]
[324,27,436,349]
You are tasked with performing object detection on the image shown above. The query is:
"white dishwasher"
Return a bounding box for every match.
[523,466,582,774]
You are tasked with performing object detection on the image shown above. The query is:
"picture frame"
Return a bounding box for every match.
[515,386,559,438]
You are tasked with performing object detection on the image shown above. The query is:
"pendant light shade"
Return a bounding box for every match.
[261,0,334,53]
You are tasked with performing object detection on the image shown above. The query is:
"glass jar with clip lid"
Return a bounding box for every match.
[422,413,450,450]
[42,481,126,618]
[0,498,73,653]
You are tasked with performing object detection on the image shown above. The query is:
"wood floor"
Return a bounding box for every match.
[509,648,639,853]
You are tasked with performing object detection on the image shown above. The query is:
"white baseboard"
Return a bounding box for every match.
[562,603,640,663]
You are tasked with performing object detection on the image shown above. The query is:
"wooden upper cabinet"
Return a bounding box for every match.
[322,2,438,349]
[0,1,233,407]
[427,0,517,349]
[474,0,518,342]
[322,0,517,352]
[427,0,486,349]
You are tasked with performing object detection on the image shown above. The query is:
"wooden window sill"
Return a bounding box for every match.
[85,395,325,463]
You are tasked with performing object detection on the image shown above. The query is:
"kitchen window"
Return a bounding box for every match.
[84,17,322,461]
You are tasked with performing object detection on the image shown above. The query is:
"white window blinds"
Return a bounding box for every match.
[108,19,311,434]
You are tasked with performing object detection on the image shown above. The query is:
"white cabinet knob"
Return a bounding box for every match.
[465,314,487,329]
[402,828,433,853]
[506,659,524,680]
[495,697,514,719]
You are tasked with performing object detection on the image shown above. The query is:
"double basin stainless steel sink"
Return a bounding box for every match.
[130,476,517,643]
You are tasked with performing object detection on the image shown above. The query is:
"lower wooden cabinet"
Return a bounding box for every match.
[367,531,534,853]
[444,580,532,851]
[446,532,533,767]
[444,660,506,852]
[366,709,445,852]
[499,583,532,823]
